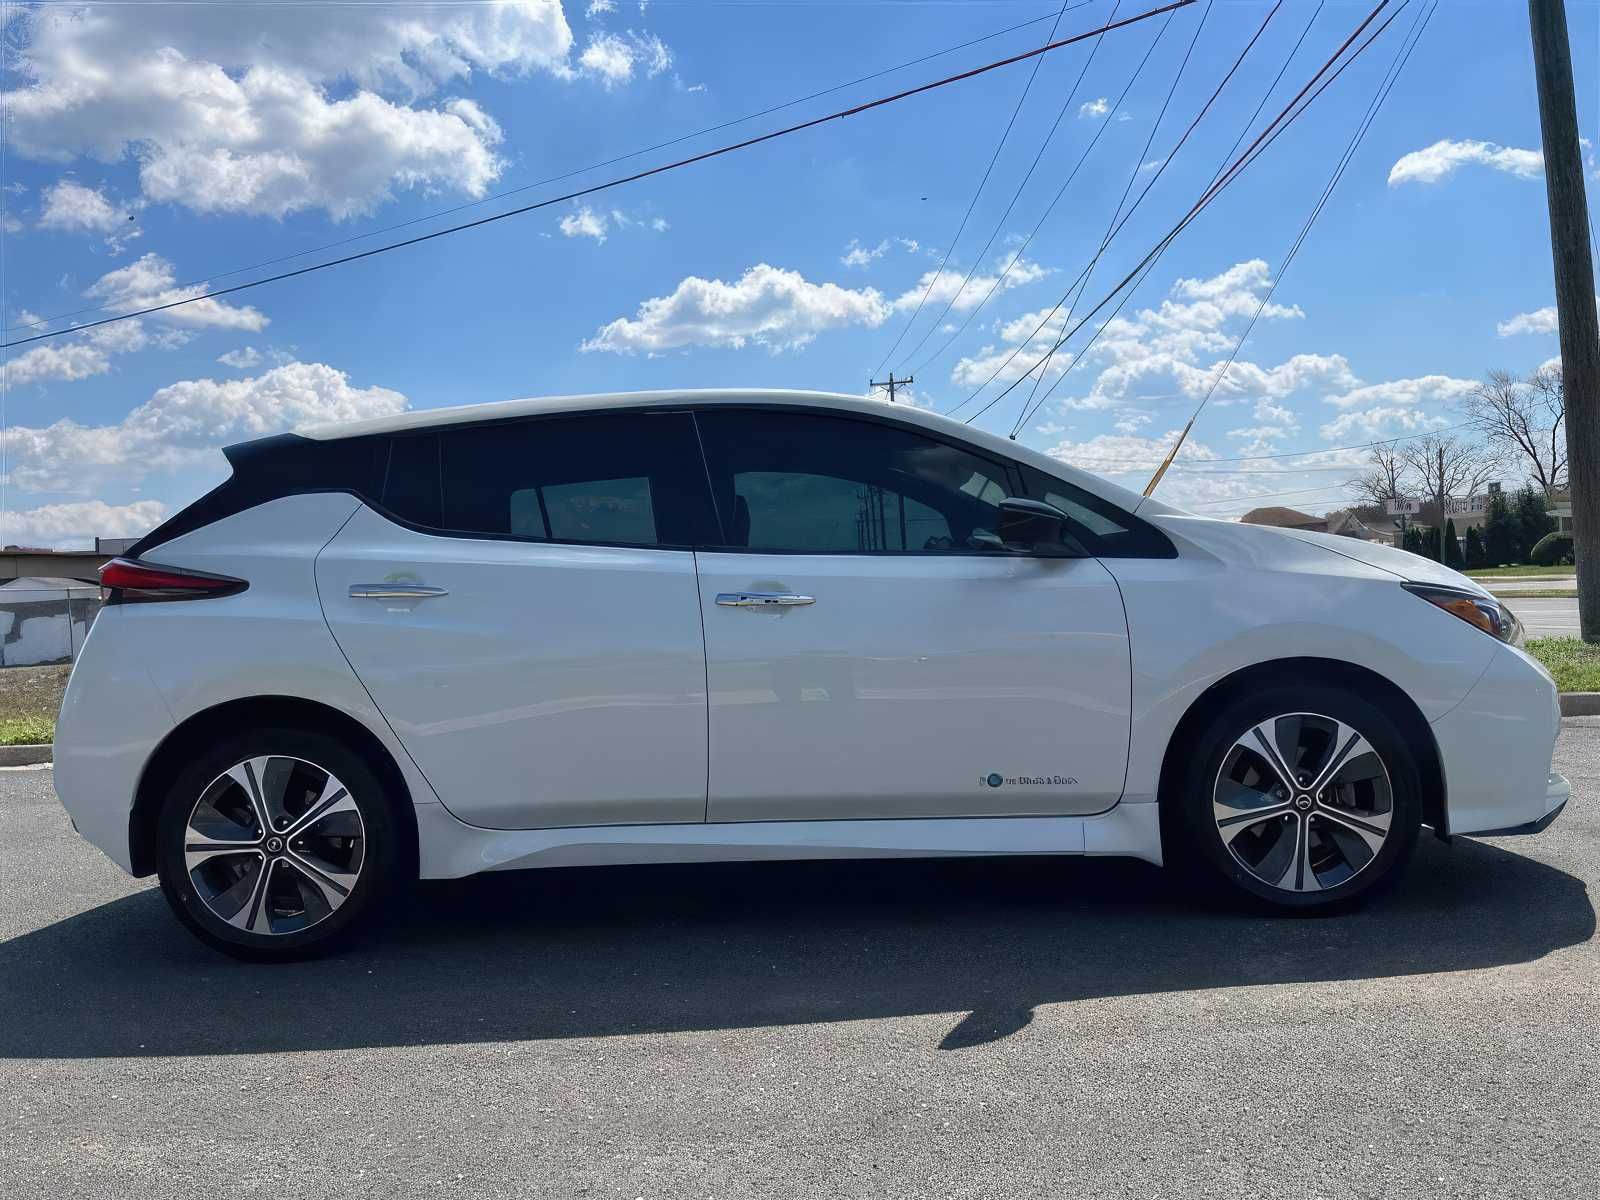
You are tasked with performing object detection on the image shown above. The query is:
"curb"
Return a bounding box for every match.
[0,743,52,767]
[1560,693,1600,717]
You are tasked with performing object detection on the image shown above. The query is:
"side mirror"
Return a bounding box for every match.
[996,497,1086,558]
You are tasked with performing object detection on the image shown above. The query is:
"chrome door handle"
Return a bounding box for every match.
[349,584,449,599]
[715,591,815,608]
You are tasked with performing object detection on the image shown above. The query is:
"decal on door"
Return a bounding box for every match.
[982,772,1079,789]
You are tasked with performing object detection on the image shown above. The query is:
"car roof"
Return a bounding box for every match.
[295,388,1166,516]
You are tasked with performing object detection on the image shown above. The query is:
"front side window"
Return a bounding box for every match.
[695,409,1018,553]
[383,411,716,546]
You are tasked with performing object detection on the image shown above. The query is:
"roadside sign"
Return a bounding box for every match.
[1385,498,1422,515]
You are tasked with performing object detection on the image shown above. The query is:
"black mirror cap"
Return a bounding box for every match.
[996,497,1087,557]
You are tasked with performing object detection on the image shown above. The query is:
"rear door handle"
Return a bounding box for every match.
[715,591,815,607]
[349,583,449,599]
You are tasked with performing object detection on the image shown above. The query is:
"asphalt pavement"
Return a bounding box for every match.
[1505,595,1581,637]
[3,733,1599,1199]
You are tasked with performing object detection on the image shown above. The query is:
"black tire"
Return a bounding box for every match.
[155,726,406,960]
[1172,683,1422,911]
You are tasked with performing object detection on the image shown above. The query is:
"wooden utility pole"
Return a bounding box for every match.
[1437,445,1447,564]
[870,373,912,404]
[1529,0,1600,640]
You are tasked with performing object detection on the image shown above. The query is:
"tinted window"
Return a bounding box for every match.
[695,409,1018,553]
[391,412,715,546]
[1018,464,1175,558]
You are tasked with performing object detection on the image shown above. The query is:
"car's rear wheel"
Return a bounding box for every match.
[155,728,403,959]
[1177,684,1422,910]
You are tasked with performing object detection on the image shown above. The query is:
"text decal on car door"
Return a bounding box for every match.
[982,773,1079,788]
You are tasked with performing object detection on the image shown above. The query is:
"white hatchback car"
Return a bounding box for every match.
[56,390,1568,958]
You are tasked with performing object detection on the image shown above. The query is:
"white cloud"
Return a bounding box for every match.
[892,251,1050,315]
[650,216,669,232]
[579,30,671,87]
[559,205,609,242]
[1,499,169,549]
[37,181,129,233]
[1318,405,1455,442]
[1497,306,1558,337]
[1078,98,1109,119]
[84,254,268,332]
[0,2,596,219]
[1,362,408,494]
[582,264,890,354]
[1,320,181,391]
[842,239,890,268]
[1388,139,1543,186]
[587,0,619,15]
[217,346,263,369]
[1322,374,1477,410]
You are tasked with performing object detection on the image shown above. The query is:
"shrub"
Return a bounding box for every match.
[1530,530,1574,567]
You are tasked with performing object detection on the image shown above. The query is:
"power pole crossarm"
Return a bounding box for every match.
[1529,0,1600,640]
[870,373,913,404]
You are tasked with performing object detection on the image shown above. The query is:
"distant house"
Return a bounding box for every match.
[1239,506,1392,543]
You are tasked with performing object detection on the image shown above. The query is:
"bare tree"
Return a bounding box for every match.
[1400,433,1504,506]
[1463,366,1567,492]
[1348,441,1419,508]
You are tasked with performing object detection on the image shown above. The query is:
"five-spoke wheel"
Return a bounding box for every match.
[1179,684,1421,910]
[157,728,400,958]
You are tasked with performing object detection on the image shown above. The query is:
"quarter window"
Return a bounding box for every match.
[385,412,716,546]
[695,409,1018,553]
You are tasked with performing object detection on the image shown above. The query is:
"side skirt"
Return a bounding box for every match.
[415,802,1163,880]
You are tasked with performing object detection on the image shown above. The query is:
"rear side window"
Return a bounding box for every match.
[390,411,717,547]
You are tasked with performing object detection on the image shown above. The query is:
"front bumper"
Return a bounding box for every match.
[1466,773,1571,838]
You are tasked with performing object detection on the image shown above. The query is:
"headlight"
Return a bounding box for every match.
[1403,583,1525,647]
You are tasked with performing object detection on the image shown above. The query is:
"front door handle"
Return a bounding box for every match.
[349,583,449,600]
[715,591,815,608]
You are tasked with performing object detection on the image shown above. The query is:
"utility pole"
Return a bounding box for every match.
[870,373,913,404]
[1437,445,1447,564]
[1529,0,1600,640]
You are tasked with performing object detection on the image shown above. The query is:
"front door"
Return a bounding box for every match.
[317,410,718,830]
[691,408,1131,823]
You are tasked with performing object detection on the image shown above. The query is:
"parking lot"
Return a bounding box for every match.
[2,728,1597,1199]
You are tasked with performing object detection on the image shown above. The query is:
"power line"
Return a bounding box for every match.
[3,3,1094,338]
[1003,0,1326,437]
[871,0,1090,378]
[957,0,1394,432]
[1076,419,1474,470]
[0,0,1192,352]
[890,0,1146,374]
[1185,483,1356,510]
[908,0,1178,378]
[1140,0,1432,497]
[947,0,1288,419]
[1013,0,1221,429]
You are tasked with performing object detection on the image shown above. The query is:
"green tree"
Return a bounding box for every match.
[1483,489,1516,566]
[1444,518,1463,568]
[1512,484,1556,562]
[1465,524,1485,569]
[1405,524,1436,559]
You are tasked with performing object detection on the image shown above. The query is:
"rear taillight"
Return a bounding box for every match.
[99,557,248,603]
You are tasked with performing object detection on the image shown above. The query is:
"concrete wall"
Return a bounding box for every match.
[0,593,102,667]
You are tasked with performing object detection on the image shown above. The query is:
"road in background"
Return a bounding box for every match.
[1505,596,1581,636]
[2,733,1598,1198]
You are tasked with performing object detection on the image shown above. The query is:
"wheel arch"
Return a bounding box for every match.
[128,695,419,878]
[1155,657,1448,848]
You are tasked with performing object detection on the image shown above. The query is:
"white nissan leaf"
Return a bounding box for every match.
[54,390,1569,958]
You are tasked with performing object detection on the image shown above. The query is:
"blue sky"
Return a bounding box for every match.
[0,0,1594,546]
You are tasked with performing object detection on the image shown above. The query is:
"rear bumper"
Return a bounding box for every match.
[1465,773,1570,838]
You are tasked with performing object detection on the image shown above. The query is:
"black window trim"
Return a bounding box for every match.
[132,400,1171,560]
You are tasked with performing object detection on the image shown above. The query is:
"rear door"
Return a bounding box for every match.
[692,407,1132,823]
[317,410,718,830]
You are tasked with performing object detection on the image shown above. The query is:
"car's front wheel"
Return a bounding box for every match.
[155,728,404,959]
[1177,684,1423,909]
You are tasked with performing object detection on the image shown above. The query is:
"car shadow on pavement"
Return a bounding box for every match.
[0,836,1591,1059]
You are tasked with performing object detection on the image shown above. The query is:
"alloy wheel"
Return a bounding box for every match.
[182,756,366,936]
[1212,712,1394,894]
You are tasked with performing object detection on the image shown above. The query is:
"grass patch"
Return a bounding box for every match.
[1466,564,1577,578]
[1527,637,1600,692]
[1491,588,1580,599]
[0,714,53,745]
